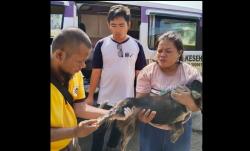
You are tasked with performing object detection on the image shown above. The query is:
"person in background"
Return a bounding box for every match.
[85,4,147,151]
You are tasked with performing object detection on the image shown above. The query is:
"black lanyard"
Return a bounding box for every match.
[51,75,74,107]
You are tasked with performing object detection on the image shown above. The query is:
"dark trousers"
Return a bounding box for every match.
[91,104,121,151]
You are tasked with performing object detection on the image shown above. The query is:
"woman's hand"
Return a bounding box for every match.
[171,86,200,111]
[171,86,193,106]
[111,107,134,121]
[138,109,156,123]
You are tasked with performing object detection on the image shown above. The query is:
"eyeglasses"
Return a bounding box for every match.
[117,44,123,57]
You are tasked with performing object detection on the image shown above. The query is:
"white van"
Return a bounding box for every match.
[77,1,202,73]
[51,1,202,81]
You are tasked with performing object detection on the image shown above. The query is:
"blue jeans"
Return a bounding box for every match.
[139,119,192,151]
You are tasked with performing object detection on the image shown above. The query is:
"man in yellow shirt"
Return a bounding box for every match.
[51,28,109,151]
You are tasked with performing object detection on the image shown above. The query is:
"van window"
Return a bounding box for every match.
[51,14,63,30]
[148,14,199,50]
[50,5,65,39]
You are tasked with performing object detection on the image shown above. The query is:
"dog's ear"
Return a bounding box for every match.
[187,80,202,94]
[191,90,202,110]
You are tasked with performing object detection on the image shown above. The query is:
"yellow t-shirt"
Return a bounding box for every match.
[51,71,85,151]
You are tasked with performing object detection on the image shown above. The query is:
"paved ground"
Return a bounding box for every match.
[191,111,202,151]
[191,130,202,151]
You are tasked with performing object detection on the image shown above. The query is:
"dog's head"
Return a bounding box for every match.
[187,80,202,110]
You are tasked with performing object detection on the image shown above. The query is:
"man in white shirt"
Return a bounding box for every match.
[85,4,147,151]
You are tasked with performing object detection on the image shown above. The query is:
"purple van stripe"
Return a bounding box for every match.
[141,6,148,23]
[64,1,74,17]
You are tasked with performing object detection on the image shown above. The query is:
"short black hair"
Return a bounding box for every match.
[52,28,92,53]
[107,5,131,23]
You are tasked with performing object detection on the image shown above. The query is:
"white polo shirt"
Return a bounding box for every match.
[92,35,146,106]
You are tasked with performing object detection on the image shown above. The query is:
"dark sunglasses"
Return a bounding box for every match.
[117,44,123,57]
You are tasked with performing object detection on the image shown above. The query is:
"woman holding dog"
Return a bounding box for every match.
[136,31,202,151]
